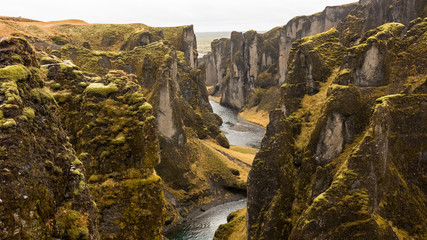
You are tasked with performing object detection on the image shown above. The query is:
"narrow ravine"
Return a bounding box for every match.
[166,99,265,240]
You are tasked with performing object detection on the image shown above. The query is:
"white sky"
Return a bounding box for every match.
[2,0,357,32]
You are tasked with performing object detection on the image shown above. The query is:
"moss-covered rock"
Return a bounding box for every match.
[45,63,165,239]
[282,28,347,116]
[214,207,247,240]
[0,37,98,239]
[247,19,427,240]
[216,132,230,149]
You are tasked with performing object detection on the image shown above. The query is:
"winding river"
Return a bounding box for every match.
[166,100,265,240]
[209,100,265,148]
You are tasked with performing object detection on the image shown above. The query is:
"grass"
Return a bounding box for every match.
[202,139,256,182]
[293,68,339,151]
[238,107,269,127]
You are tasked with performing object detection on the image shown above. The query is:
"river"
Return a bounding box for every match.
[209,100,265,148]
[166,100,265,240]
[165,199,247,240]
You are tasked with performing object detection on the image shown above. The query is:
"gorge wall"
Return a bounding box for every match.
[0,18,247,239]
[205,0,426,111]
[247,10,426,240]
[0,37,100,239]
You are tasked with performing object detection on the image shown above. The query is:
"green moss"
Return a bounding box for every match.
[100,150,110,159]
[73,181,85,196]
[216,132,230,149]
[54,205,89,240]
[128,92,145,104]
[53,90,73,103]
[123,174,161,188]
[30,87,56,104]
[111,133,126,145]
[84,82,118,97]
[376,22,405,35]
[0,118,17,129]
[71,169,84,178]
[22,107,35,119]
[2,81,22,104]
[337,69,352,77]
[0,64,31,82]
[71,159,83,166]
[139,102,153,111]
[0,110,3,119]
[177,51,186,65]
[214,207,247,240]
[145,115,155,122]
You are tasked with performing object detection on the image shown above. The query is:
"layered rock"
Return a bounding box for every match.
[0,38,98,239]
[247,18,427,240]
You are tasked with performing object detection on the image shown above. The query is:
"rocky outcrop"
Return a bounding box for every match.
[206,0,425,111]
[8,18,245,228]
[0,17,247,239]
[206,3,356,110]
[182,25,198,69]
[44,60,164,239]
[281,28,346,116]
[247,18,427,240]
[0,38,99,239]
[278,3,358,84]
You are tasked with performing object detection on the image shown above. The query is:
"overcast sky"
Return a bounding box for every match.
[2,0,357,32]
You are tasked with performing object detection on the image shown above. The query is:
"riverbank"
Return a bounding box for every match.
[208,95,268,128]
[162,138,256,238]
[164,94,264,239]
[238,107,269,128]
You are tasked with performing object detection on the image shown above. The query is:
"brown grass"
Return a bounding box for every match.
[238,107,269,127]
[202,139,256,182]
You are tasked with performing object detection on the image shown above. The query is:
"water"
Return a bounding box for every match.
[210,100,265,148]
[166,199,247,240]
[166,101,264,239]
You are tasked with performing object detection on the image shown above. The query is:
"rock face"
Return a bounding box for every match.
[0,19,239,238]
[206,0,425,111]
[247,17,427,240]
[0,38,98,239]
[45,62,164,239]
[1,17,249,231]
[281,28,346,116]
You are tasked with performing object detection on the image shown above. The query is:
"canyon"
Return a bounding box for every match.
[0,0,426,239]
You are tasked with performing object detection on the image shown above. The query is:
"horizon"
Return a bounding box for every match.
[2,0,357,32]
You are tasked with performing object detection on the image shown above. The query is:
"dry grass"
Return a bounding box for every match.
[202,139,256,182]
[238,107,269,127]
[209,95,221,103]
[0,18,90,37]
[293,68,339,151]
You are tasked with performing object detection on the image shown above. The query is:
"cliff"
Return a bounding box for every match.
[44,62,164,239]
[0,38,99,239]
[205,0,426,112]
[247,17,427,240]
[0,17,249,237]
